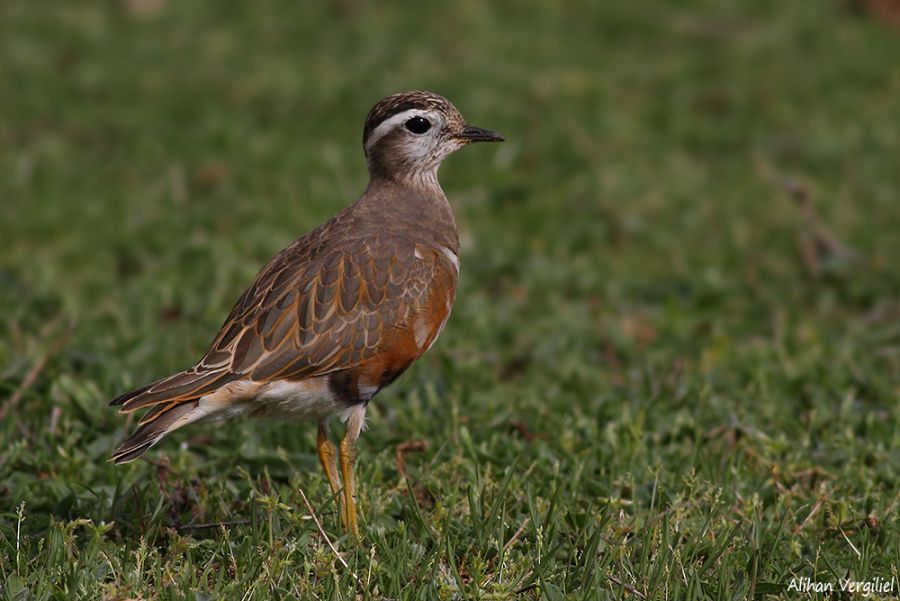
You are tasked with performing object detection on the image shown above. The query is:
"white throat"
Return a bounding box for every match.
[404,166,441,189]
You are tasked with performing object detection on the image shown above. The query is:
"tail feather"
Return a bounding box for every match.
[109,380,158,407]
[109,368,241,464]
[111,400,200,464]
[110,369,230,411]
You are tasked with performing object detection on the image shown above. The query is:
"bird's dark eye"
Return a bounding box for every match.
[405,116,431,134]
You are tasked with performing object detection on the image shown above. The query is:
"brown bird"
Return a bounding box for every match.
[109,90,504,534]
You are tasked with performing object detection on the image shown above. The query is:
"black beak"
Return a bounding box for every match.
[459,125,505,143]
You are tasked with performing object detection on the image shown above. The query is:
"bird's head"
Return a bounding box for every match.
[362,90,504,184]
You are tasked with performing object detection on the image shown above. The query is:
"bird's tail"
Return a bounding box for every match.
[109,368,230,464]
[110,400,202,464]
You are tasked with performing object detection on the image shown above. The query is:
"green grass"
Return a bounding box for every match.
[2,0,899,598]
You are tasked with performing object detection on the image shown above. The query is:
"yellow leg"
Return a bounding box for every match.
[316,421,343,517]
[338,405,366,537]
[339,434,358,536]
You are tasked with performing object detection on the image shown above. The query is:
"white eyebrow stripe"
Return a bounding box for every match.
[365,109,434,152]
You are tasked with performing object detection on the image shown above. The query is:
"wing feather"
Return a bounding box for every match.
[116,219,457,417]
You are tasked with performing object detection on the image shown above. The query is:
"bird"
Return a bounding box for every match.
[109,90,504,535]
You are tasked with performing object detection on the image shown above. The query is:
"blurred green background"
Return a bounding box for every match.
[1,0,899,598]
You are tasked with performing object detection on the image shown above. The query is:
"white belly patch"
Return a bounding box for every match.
[197,377,342,423]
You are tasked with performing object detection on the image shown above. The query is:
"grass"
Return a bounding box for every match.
[1,0,899,598]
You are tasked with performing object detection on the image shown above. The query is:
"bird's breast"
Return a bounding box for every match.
[332,244,458,404]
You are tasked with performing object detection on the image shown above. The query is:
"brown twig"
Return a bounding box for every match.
[175,520,250,531]
[503,516,531,553]
[298,487,359,584]
[607,574,646,599]
[795,490,831,533]
[514,582,539,595]
[839,525,862,558]
[0,316,75,421]
[754,160,857,276]
[395,439,428,481]
[508,421,544,442]
[47,406,62,436]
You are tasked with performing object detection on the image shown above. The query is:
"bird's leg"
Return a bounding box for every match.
[338,404,367,536]
[338,435,357,535]
[316,420,343,519]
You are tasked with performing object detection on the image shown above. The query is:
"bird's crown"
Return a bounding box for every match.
[363,91,462,148]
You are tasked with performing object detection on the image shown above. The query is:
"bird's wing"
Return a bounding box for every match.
[113,234,454,413]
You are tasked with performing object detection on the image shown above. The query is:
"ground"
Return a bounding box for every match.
[1,1,899,599]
